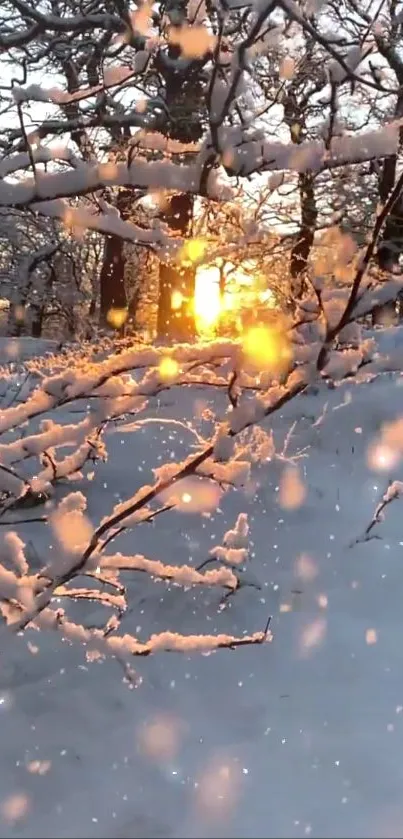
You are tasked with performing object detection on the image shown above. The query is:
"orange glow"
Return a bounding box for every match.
[192,259,276,336]
[160,476,221,512]
[106,307,128,329]
[367,441,400,471]
[194,266,221,333]
[242,324,291,372]
[158,356,179,381]
[180,238,207,265]
[171,290,184,310]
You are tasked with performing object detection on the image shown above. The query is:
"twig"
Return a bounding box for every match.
[317,167,403,370]
[228,369,239,408]
[0,516,47,525]
[349,481,402,546]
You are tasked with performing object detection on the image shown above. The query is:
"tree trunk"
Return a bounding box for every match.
[99,234,128,322]
[7,245,57,337]
[376,88,403,270]
[99,188,134,325]
[283,74,318,303]
[154,20,204,340]
[377,150,401,271]
[290,170,318,298]
[372,101,403,326]
[157,193,196,341]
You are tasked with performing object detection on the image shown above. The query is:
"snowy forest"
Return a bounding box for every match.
[2,0,403,836]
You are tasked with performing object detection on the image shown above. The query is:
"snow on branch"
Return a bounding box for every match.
[33,200,177,251]
[38,611,272,660]
[0,120,402,227]
[0,145,79,178]
[209,513,250,566]
[218,119,403,179]
[0,339,238,437]
[101,553,239,589]
[351,481,403,547]
[11,63,144,106]
[0,193,402,675]
[0,153,228,210]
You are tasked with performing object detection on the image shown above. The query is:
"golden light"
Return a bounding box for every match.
[242,324,291,372]
[191,259,277,336]
[171,290,184,310]
[180,238,207,265]
[194,265,221,333]
[158,356,179,381]
[106,307,128,329]
[160,476,221,512]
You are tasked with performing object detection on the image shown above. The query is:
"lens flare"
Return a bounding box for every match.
[180,238,207,265]
[171,290,184,310]
[106,307,128,329]
[194,267,221,333]
[242,324,291,372]
[158,356,179,381]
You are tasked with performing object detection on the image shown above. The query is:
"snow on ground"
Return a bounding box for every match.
[2,336,403,838]
[0,338,61,364]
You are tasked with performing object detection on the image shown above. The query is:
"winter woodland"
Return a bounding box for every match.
[2,0,403,835]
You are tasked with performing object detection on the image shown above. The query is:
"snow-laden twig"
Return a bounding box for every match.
[0,339,238,436]
[41,609,273,657]
[101,553,238,589]
[351,481,403,546]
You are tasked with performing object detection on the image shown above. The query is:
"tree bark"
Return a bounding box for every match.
[283,69,319,303]
[155,17,205,340]
[7,245,57,337]
[99,234,128,322]
[157,193,195,340]
[372,92,403,326]
[377,146,402,271]
[99,187,134,325]
[290,170,318,297]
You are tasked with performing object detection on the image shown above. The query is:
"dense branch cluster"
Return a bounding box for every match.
[1,0,403,673]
